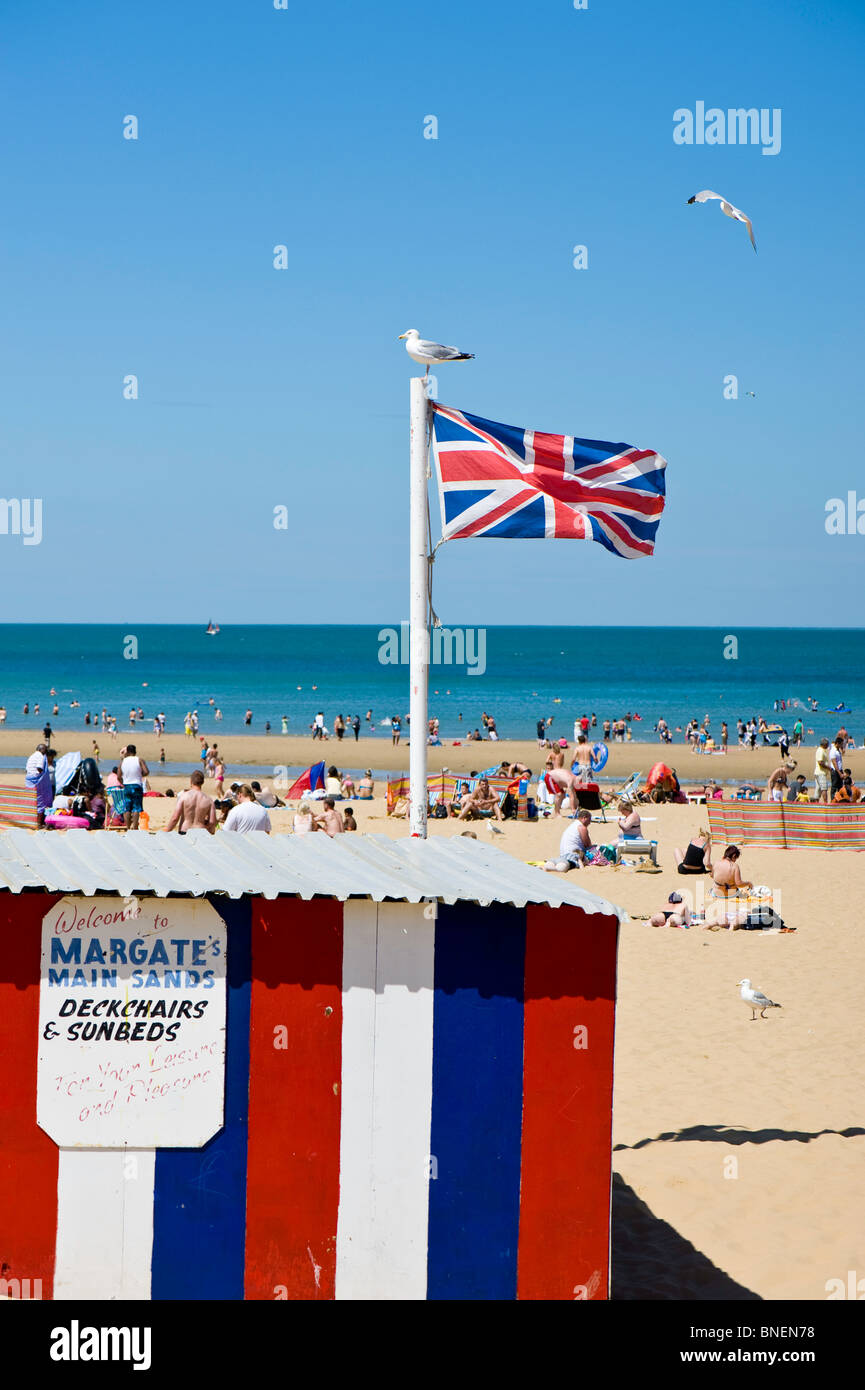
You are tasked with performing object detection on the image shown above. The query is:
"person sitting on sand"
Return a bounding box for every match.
[650,891,691,929]
[315,797,344,837]
[356,770,374,799]
[251,779,283,809]
[544,810,594,872]
[165,771,217,835]
[325,767,343,798]
[223,785,271,834]
[341,772,355,798]
[787,773,809,802]
[293,801,317,834]
[834,770,862,803]
[541,765,579,817]
[458,777,504,822]
[343,807,357,832]
[82,786,106,831]
[711,845,753,897]
[617,799,642,840]
[674,830,713,874]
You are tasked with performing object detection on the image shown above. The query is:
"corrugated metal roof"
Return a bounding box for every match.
[0,829,624,916]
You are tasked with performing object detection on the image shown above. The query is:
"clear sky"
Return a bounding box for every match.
[1,0,862,625]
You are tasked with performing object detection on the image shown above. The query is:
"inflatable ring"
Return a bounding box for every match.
[589,742,609,774]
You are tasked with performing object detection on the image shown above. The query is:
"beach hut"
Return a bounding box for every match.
[0,830,622,1302]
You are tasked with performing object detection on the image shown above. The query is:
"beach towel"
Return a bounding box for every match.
[25,762,53,813]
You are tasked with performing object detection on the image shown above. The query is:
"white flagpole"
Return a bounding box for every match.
[409,375,430,838]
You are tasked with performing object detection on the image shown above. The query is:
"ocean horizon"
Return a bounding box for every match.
[0,624,860,745]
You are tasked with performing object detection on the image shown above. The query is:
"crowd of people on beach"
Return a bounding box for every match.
[2,691,860,755]
[14,710,859,947]
[22,736,380,840]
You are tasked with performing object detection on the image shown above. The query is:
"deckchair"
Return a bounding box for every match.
[608,771,641,802]
[105,786,127,829]
[575,783,607,822]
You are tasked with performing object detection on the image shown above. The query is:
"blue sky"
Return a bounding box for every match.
[1,0,863,624]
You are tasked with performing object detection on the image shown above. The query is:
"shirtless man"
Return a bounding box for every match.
[547,744,566,770]
[315,797,344,837]
[767,761,796,802]
[498,760,531,779]
[544,810,593,871]
[457,778,504,821]
[572,734,592,782]
[165,771,216,834]
[541,765,579,817]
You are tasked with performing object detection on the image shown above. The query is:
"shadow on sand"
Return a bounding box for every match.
[611,1173,761,1300]
[614,1123,865,1153]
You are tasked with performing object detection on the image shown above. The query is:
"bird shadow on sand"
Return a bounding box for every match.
[610,1173,761,1300]
[614,1123,865,1152]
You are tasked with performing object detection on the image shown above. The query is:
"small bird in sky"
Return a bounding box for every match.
[746,391,756,397]
[739,978,782,1020]
[687,190,757,252]
[398,329,474,376]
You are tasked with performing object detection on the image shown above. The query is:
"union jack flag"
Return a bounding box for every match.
[430,402,667,558]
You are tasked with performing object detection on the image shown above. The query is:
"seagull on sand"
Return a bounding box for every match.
[398,329,474,376]
[687,190,757,252]
[739,978,782,1021]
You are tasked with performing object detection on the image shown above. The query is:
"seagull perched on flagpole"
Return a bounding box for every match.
[687,190,757,252]
[398,329,474,376]
[739,978,782,1020]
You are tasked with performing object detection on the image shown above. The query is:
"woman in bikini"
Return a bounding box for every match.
[650,892,691,928]
[711,845,752,896]
[704,845,754,928]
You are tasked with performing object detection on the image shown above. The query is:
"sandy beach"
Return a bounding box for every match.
[1,780,861,1300]
[2,727,862,785]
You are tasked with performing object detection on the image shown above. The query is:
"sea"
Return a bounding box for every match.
[0,625,861,752]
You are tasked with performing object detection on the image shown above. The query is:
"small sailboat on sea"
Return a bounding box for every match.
[205,619,220,635]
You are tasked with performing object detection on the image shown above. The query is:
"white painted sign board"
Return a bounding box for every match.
[37,896,226,1148]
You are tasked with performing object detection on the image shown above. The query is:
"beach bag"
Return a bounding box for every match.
[742,906,786,931]
[584,848,610,867]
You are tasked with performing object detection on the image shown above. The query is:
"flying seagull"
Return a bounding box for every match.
[687,190,756,252]
[739,978,782,1021]
[398,329,474,376]
[746,391,756,397]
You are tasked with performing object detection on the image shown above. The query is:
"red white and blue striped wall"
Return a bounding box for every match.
[0,893,618,1301]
